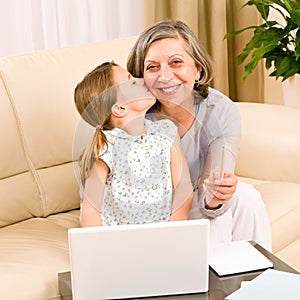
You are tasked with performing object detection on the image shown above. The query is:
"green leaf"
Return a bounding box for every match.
[244,0,270,20]
[282,64,300,80]
[236,28,267,64]
[283,0,293,13]
[295,29,300,60]
[264,48,286,61]
[224,26,259,39]
[238,27,284,62]
[265,57,272,69]
[263,20,280,28]
[291,9,300,28]
[242,42,279,80]
[264,48,286,69]
[256,3,270,20]
[274,55,285,70]
[275,55,294,79]
[260,27,286,43]
[283,16,296,33]
[292,0,300,9]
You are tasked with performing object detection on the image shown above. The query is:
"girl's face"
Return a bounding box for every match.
[143,37,200,107]
[112,66,155,110]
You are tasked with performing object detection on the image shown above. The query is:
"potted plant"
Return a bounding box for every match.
[224,0,300,82]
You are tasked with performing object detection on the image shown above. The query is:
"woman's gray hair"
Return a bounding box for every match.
[127,19,214,86]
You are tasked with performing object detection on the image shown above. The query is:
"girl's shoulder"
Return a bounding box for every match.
[102,128,128,142]
[101,129,115,144]
[148,118,177,130]
[145,119,178,141]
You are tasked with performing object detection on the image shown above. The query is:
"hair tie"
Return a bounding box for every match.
[96,125,103,130]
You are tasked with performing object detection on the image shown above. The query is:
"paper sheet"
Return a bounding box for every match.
[225,269,300,299]
[209,240,273,276]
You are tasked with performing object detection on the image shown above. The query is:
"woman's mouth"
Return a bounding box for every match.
[158,84,180,95]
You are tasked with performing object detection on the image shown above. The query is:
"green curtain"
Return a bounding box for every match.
[143,0,265,103]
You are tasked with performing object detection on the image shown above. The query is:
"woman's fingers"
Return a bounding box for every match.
[203,172,238,208]
[214,172,237,187]
[204,183,231,201]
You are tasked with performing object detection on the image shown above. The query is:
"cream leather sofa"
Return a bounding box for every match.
[236,102,300,271]
[0,36,299,300]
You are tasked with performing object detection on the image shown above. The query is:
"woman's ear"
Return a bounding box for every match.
[111,104,128,117]
[195,67,202,81]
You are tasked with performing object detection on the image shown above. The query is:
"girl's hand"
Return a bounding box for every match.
[203,172,237,209]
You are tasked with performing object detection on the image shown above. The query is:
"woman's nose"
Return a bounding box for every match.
[159,65,173,80]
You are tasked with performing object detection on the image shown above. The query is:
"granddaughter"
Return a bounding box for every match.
[74,61,193,226]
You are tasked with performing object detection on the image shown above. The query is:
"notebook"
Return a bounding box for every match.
[68,219,210,300]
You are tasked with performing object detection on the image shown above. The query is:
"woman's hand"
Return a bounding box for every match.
[203,172,237,209]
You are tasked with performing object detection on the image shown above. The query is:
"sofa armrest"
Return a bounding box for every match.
[235,102,300,183]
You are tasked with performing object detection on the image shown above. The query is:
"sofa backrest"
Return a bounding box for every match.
[0,36,137,227]
[236,102,300,183]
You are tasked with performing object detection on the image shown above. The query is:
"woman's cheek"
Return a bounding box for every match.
[144,77,157,91]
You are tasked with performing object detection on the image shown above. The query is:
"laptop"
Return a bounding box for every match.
[68,219,210,300]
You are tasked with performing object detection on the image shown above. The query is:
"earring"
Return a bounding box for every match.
[194,79,201,88]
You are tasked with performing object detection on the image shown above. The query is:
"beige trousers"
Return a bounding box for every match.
[190,181,273,252]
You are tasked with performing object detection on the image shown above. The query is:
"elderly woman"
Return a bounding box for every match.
[127,19,272,251]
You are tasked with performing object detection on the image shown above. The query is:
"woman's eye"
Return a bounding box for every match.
[145,65,157,71]
[172,60,182,65]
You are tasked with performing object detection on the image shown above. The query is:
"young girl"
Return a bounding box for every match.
[74,62,193,227]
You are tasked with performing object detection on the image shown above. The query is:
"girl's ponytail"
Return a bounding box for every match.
[79,125,110,186]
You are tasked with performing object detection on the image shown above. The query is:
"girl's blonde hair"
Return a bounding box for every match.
[74,61,118,185]
[127,19,214,99]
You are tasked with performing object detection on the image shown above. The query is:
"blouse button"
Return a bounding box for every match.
[152,184,157,190]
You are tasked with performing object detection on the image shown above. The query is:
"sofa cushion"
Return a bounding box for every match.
[0,80,28,176]
[0,69,42,227]
[236,102,300,183]
[0,174,42,227]
[37,163,80,216]
[254,181,300,252]
[276,239,300,272]
[0,210,80,300]
[239,177,300,272]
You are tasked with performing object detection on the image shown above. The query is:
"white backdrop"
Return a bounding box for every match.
[0,0,143,57]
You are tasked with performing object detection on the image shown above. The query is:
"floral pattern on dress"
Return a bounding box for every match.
[99,119,177,225]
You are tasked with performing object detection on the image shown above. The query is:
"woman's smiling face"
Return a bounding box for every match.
[143,37,200,107]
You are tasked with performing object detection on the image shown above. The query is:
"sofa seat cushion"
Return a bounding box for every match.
[276,238,300,273]
[239,177,300,272]
[0,210,79,300]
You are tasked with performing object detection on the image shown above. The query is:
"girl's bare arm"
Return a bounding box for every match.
[81,159,109,227]
[169,133,193,221]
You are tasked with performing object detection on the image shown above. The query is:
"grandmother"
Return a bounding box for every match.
[127,19,272,250]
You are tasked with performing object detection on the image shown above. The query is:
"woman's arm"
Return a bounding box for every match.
[203,170,238,209]
[203,137,239,210]
[81,158,109,227]
[169,133,193,221]
[198,99,241,216]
